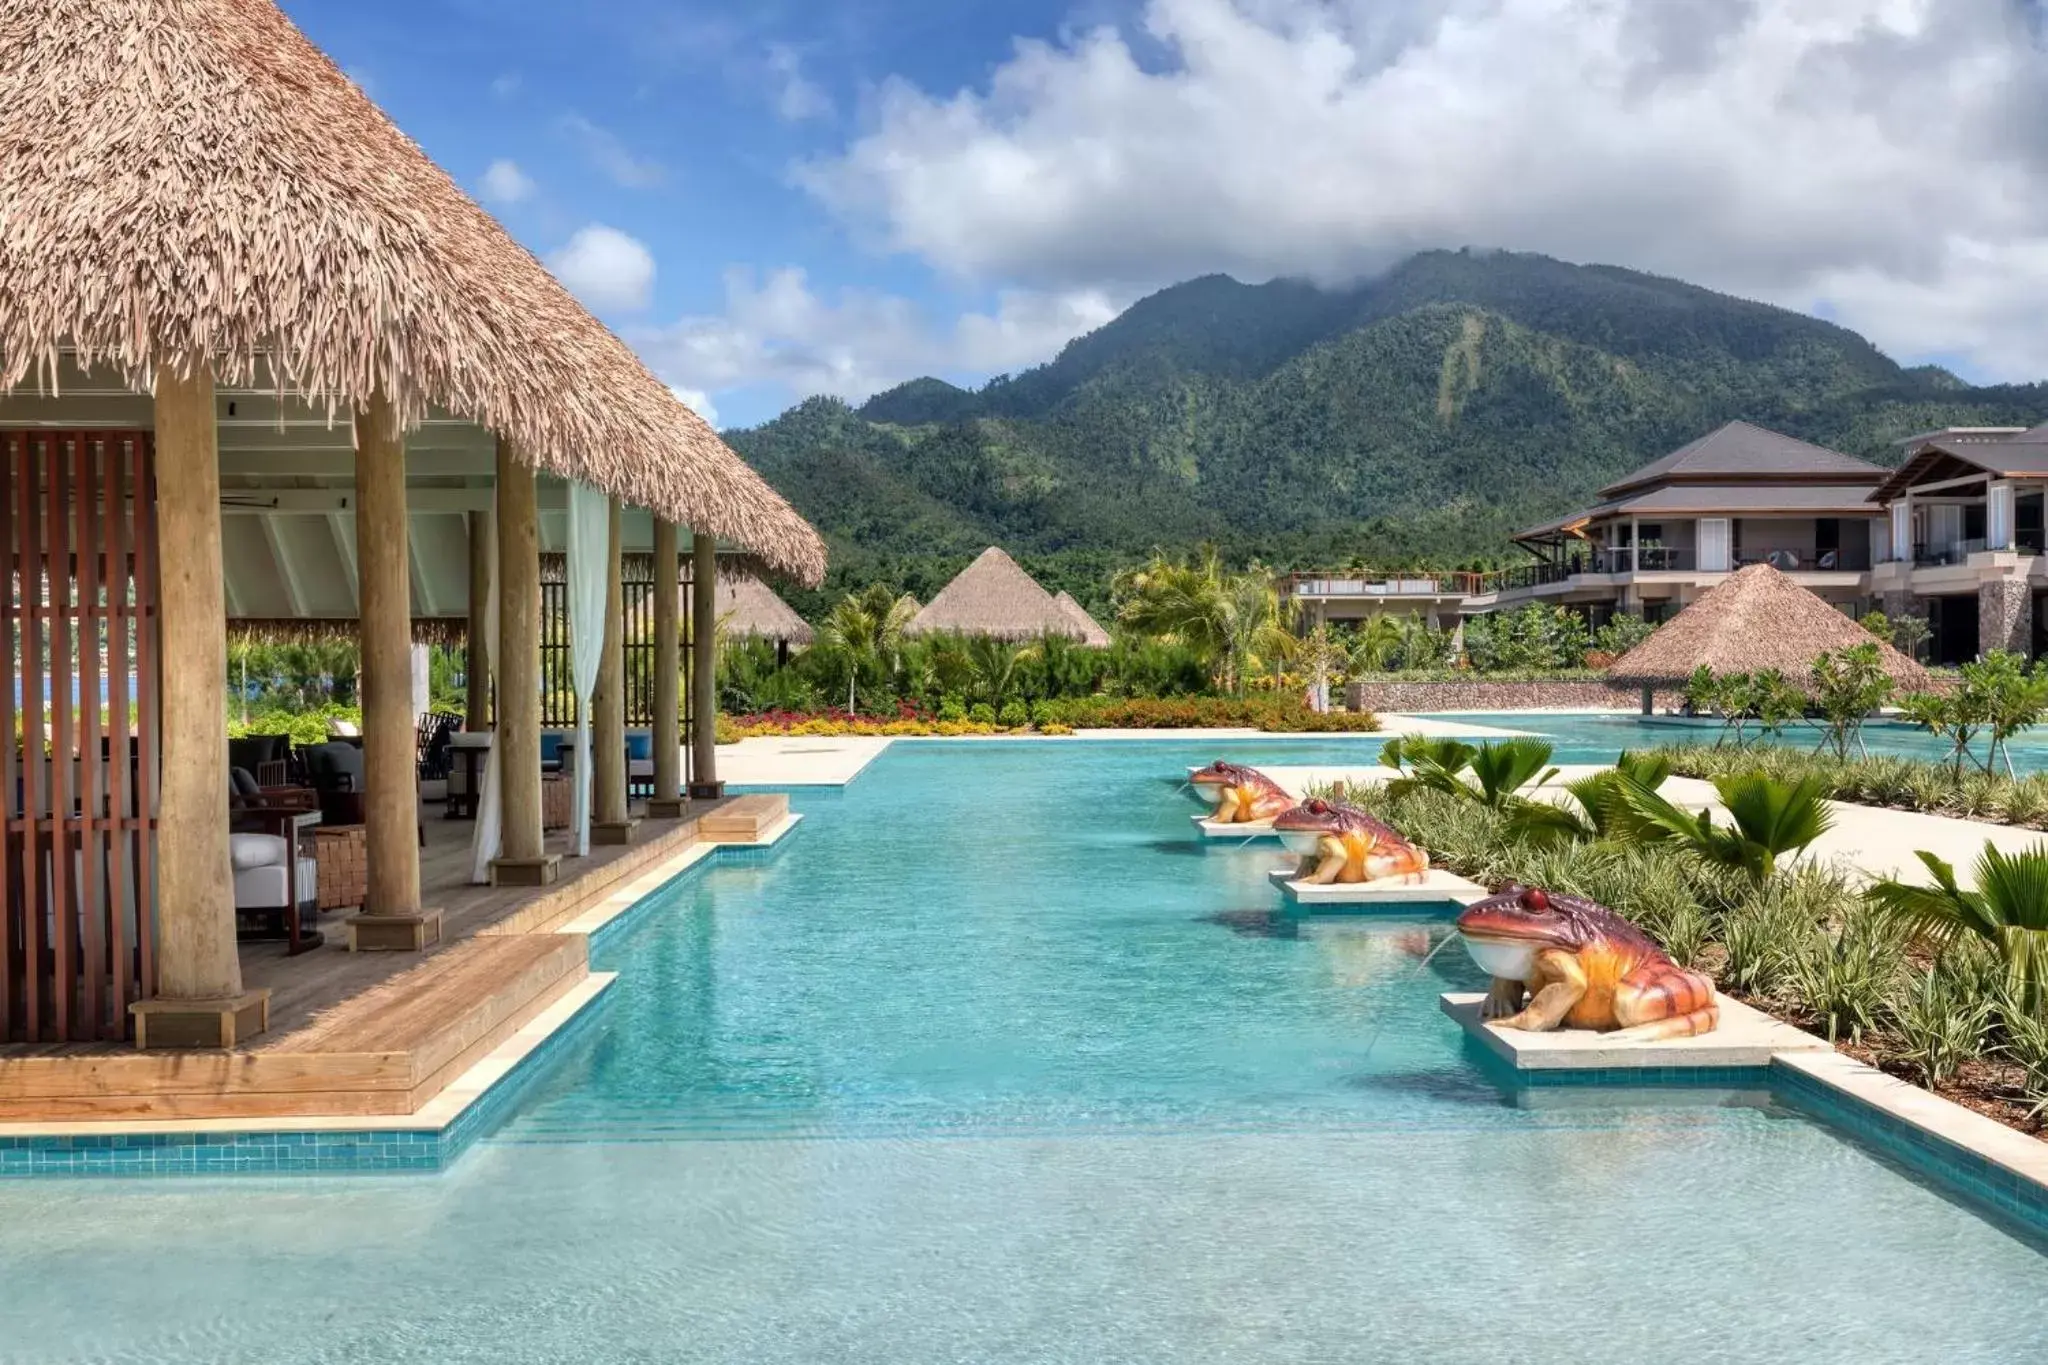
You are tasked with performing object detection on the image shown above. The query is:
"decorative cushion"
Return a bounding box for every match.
[230,767,263,798]
[233,859,319,909]
[627,733,653,762]
[228,832,289,871]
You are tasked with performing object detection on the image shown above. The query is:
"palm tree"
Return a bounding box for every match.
[1349,615,1405,673]
[1113,550,1293,693]
[1616,772,1834,883]
[816,585,917,712]
[1867,842,2048,1012]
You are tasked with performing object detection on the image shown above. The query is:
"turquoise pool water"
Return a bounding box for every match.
[1435,710,2048,772]
[5,739,2047,1362]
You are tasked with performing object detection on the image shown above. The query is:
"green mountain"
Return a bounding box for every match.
[725,250,2047,617]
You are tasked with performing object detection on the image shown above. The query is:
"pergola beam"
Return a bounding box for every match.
[257,512,306,617]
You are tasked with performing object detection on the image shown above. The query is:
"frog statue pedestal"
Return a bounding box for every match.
[1456,884,1719,1040]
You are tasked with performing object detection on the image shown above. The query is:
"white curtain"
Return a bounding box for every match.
[565,481,609,856]
[468,514,502,884]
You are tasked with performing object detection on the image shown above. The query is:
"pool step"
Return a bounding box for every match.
[699,793,790,842]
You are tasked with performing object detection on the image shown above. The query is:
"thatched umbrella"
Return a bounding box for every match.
[715,575,815,647]
[0,0,822,582]
[907,547,1094,641]
[1607,564,1929,696]
[1052,591,1113,647]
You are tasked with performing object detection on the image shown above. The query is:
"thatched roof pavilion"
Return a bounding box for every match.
[0,0,822,582]
[715,575,814,646]
[907,547,1099,641]
[1052,591,1113,647]
[1607,564,1929,692]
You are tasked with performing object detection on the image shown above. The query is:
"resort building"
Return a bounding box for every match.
[0,0,824,1063]
[1291,421,1895,632]
[1867,422,2048,664]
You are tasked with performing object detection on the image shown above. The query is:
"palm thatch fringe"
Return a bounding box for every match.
[536,550,784,585]
[0,0,823,583]
[715,575,814,646]
[1606,564,1929,691]
[907,547,1099,642]
[1051,591,1113,648]
[229,616,468,646]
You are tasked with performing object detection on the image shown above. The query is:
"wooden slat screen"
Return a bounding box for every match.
[3,431,159,1042]
[537,563,694,783]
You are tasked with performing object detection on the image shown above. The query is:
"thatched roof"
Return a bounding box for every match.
[0,0,824,584]
[1052,591,1113,647]
[715,575,813,646]
[906,547,1095,641]
[1607,564,1929,691]
[228,617,466,646]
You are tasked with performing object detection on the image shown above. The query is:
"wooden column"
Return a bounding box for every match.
[348,393,440,952]
[647,518,685,817]
[591,499,637,844]
[689,533,723,798]
[131,362,269,1048]
[489,440,558,885]
[465,509,492,731]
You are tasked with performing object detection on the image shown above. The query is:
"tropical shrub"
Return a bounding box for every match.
[1866,842,2048,1012]
[1616,772,1834,883]
[1808,643,1893,760]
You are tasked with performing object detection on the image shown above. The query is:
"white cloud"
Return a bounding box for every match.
[490,72,522,100]
[669,385,721,427]
[479,159,535,206]
[800,0,2048,381]
[630,267,1119,411]
[766,45,832,122]
[548,225,657,312]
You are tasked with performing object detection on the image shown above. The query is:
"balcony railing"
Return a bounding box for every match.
[1914,539,1988,568]
[1287,572,1482,599]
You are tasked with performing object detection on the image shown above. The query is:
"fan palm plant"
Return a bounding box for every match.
[1865,842,2048,1012]
[1615,772,1833,883]
[1507,750,1671,845]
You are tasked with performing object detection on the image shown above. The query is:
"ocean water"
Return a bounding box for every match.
[2,739,2044,1363]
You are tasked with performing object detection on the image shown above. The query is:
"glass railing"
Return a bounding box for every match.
[1914,539,1986,567]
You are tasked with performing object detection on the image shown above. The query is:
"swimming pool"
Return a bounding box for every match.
[1425,710,2048,773]
[4,739,2045,1362]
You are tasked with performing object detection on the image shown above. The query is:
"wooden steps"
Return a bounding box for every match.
[699,793,788,841]
[0,935,587,1120]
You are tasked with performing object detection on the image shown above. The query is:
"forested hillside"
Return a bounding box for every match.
[725,250,2047,617]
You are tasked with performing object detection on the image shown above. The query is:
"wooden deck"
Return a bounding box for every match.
[0,800,742,1121]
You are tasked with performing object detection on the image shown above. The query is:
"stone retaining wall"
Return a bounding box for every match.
[1346,679,1684,713]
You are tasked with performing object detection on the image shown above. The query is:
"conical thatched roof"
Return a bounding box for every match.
[1052,591,1113,647]
[0,0,823,583]
[1607,564,1929,691]
[715,575,813,646]
[906,547,1093,641]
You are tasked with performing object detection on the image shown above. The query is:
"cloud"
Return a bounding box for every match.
[765,44,832,122]
[799,0,2048,381]
[669,386,721,428]
[630,267,1119,412]
[548,225,657,312]
[560,114,666,189]
[479,159,535,206]
[490,72,522,100]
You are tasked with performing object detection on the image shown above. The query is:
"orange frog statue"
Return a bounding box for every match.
[1188,760,1295,824]
[1272,798,1430,885]
[1456,883,1719,1039]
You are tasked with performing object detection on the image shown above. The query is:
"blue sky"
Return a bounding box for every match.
[288,1,2048,429]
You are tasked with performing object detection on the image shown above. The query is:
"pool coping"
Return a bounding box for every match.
[0,813,805,1176]
[1443,989,2048,1236]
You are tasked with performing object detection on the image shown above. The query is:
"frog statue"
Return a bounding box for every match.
[1455,883,1719,1039]
[1272,798,1431,885]
[1188,760,1295,824]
